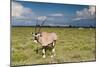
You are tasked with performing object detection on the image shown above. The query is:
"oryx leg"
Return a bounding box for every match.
[42,46,46,58]
[51,42,56,58]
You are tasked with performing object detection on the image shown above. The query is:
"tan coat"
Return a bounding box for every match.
[38,32,57,46]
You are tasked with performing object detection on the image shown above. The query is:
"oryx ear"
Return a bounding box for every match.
[37,33,42,37]
[37,33,40,36]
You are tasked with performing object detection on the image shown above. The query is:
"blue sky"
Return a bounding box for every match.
[11,1,96,27]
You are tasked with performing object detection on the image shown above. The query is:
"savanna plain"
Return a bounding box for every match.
[11,27,96,66]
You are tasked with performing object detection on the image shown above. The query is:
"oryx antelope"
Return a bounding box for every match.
[32,18,57,58]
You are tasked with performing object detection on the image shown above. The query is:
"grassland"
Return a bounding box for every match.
[11,27,96,66]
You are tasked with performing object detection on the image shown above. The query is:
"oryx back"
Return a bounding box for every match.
[38,32,57,46]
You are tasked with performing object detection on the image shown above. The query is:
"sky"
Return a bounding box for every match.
[11,1,96,27]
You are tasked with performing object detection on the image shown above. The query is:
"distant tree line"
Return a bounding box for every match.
[12,25,96,28]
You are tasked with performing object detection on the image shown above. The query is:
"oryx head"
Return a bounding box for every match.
[32,16,47,43]
[32,32,41,43]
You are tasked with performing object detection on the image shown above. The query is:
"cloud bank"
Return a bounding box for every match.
[49,13,64,17]
[12,1,34,18]
[74,6,96,21]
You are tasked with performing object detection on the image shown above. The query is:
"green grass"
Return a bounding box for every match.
[11,27,96,66]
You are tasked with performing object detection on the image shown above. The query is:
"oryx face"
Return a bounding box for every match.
[32,32,41,43]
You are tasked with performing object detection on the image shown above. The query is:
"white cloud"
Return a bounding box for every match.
[12,2,23,17]
[88,6,96,15]
[73,17,83,21]
[12,1,34,17]
[36,16,47,21]
[74,6,96,21]
[49,13,64,16]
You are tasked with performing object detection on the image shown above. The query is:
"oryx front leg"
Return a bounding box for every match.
[51,42,56,58]
[42,47,46,58]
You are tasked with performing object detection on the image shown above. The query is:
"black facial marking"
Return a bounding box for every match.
[34,37,37,40]
[35,33,38,35]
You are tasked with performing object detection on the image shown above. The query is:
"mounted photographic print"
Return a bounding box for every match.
[11,0,96,66]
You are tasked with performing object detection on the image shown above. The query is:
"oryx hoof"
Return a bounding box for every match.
[43,55,46,58]
[51,55,54,58]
